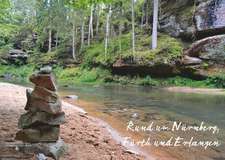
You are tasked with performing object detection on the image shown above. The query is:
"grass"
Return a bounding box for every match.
[82,33,183,68]
[1,64,225,89]
[0,64,34,83]
[0,23,18,47]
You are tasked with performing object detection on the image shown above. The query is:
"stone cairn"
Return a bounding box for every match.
[15,67,66,159]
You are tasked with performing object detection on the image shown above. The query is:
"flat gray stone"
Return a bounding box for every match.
[39,66,52,74]
[15,125,60,143]
[18,111,65,129]
[64,95,78,100]
[0,139,67,160]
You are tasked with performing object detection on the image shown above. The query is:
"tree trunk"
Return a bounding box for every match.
[141,0,146,28]
[96,5,100,39]
[55,30,59,48]
[72,22,76,60]
[80,18,85,53]
[152,0,159,49]
[104,5,112,56]
[88,5,94,46]
[145,0,149,25]
[119,22,122,53]
[48,29,52,52]
[131,0,135,55]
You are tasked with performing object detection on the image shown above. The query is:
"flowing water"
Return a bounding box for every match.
[60,84,225,160]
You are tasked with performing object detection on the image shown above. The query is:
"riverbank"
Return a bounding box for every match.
[1,64,225,89]
[165,87,225,95]
[0,82,144,160]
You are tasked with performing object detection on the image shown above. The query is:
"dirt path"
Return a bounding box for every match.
[0,82,144,160]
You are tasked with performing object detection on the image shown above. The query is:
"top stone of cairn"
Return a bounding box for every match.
[30,66,57,91]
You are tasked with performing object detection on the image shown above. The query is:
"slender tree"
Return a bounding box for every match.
[95,4,100,39]
[152,0,158,49]
[80,13,85,53]
[141,0,146,28]
[88,5,94,46]
[104,5,112,56]
[48,29,52,52]
[72,18,76,59]
[131,0,135,55]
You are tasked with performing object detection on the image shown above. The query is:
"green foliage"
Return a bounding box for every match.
[0,44,12,57]
[0,23,18,47]
[82,33,183,68]
[162,76,212,88]
[207,75,225,88]
[130,34,183,65]
[0,64,34,83]
[0,0,10,22]
[2,62,225,88]
[54,67,112,85]
[136,76,159,86]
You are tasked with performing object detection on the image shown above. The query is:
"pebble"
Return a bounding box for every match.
[36,153,47,160]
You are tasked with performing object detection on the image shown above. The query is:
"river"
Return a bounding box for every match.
[60,84,225,160]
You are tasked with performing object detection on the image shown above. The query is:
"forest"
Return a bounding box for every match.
[1,0,225,160]
[0,0,224,88]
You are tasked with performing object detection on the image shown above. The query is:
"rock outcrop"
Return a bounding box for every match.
[16,67,65,143]
[112,58,179,77]
[185,34,225,64]
[159,0,225,40]
[181,55,203,66]
[177,34,225,79]
[159,0,195,40]
[194,0,225,38]
[6,49,28,65]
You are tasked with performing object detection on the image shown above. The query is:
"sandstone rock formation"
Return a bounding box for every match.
[159,0,195,40]
[194,0,225,38]
[0,49,29,65]
[185,34,225,64]
[16,67,65,143]
[159,0,225,40]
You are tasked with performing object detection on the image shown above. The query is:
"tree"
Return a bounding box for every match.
[0,0,10,22]
[104,5,112,56]
[65,0,90,59]
[80,12,85,53]
[131,0,135,55]
[152,0,158,49]
[88,5,94,46]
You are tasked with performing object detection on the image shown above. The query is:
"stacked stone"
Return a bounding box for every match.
[16,67,65,143]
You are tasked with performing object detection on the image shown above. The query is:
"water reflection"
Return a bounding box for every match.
[60,84,225,160]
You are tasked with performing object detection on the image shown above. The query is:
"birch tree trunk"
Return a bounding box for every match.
[55,30,59,48]
[141,0,146,28]
[80,18,85,53]
[131,0,135,55]
[119,22,122,53]
[152,0,158,49]
[72,22,76,60]
[104,5,112,56]
[48,29,52,52]
[145,0,149,25]
[88,5,94,46]
[96,5,100,39]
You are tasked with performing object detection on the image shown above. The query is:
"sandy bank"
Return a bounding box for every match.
[0,82,144,160]
[165,87,225,95]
